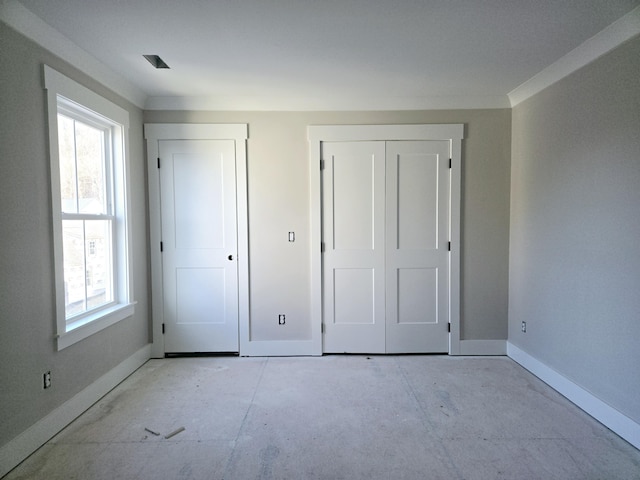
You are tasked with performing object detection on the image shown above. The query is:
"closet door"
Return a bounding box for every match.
[385,141,450,353]
[322,141,386,353]
[321,139,451,354]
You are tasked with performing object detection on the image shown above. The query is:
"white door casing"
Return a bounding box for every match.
[145,124,249,358]
[309,125,464,355]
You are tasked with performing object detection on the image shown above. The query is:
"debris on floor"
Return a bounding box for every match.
[164,426,186,439]
[144,427,160,436]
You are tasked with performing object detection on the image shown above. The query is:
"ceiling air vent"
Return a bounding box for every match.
[143,55,170,69]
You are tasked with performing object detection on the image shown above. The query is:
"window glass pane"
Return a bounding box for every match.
[75,121,107,214]
[58,115,78,214]
[63,219,86,317]
[85,219,113,311]
[63,219,114,319]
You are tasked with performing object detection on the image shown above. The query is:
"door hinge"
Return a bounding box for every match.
[320,159,325,170]
[321,323,325,333]
[160,241,164,252]
[448,323,451,333]
[449,158,452,169]
[162,323,165,334]
[157,157,161,169]
[321,242,325,253]
[448,241,451,251]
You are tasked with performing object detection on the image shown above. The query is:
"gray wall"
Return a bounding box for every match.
[0,23,150,447]
[509,36,640,423]
[0,17,512,451]
[144,109,512,343]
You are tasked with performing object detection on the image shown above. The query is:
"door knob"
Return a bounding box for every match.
[228,255,234,261]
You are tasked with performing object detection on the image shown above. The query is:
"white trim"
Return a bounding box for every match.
[448,131,463,355]
[144,124,249,358]
[57,302,136,350]
[144,95,510,112]
[44,64,135,350]
[240,340,321,357]
[308,124,463,144]
[309,124,464,356]
[144,132,164,358]
[507,342,640,451]
[458,339,506,356]
[44,66,130,128]
[144,123,247,141]
[0,344,151,478]
[0,0,146,108]
[509,6,640,107]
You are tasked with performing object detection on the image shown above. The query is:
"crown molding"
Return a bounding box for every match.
[509,6,640,107]
[144,94,511,111]
[0,0,147,108]
[5,0,636,112]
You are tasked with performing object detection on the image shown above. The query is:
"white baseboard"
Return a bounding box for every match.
[507,342,640,450]
[457,339,506,356]
[243,339,322,357]
[0,344,151,478]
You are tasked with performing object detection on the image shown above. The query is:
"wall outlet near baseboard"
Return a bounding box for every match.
[43,371,52,389]
[278,314,286,325]
[521,321,527,333]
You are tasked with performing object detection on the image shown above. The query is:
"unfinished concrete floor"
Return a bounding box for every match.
[5,355,640,479]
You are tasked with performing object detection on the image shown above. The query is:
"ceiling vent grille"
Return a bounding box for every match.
[143,55,170,69]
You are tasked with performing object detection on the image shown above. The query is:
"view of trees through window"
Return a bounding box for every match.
[58,113,113,319]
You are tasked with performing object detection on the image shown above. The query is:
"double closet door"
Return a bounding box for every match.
[322,140,451,353]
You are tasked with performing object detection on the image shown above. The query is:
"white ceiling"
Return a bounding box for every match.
[9,0,640,109]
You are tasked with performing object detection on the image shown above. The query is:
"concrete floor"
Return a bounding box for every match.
[5,355,640,479]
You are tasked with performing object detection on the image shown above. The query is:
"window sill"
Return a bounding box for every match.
[56,302,136,351]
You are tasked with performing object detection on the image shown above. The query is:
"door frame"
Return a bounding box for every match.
[145,124,249,358]
[308,124,465,355]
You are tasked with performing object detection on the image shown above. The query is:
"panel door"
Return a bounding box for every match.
[159,140,239,353]
[385,141,450,353]
[322,141,386,353]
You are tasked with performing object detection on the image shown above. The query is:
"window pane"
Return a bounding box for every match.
[85,219,113,310]
[58,115,78,214]
[63,220,86,316]
[75,121,107,214]
[63,219,113,319]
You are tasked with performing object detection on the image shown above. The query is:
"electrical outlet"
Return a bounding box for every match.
[278,314,286,325]
[521,321,527,333]
[43,371,52,389]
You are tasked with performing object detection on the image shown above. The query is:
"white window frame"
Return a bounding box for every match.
[45,65,135,350]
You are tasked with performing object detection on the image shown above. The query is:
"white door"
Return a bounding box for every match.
[385,141,450,353]
[322,140,450,353]
[159,139,239,353]
[322,142,386,353]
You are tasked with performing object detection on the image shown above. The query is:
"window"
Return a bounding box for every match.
[45,65,134,350]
